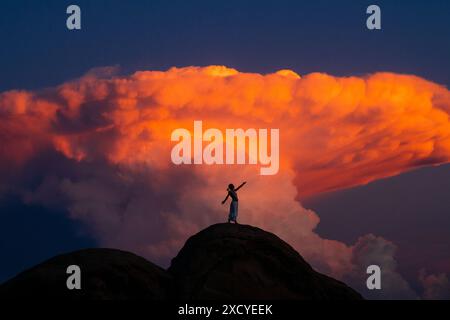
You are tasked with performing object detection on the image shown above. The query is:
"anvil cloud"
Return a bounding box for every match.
[1,65,450,298]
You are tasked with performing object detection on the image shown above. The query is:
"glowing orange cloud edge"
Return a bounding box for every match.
[1,65,450,197]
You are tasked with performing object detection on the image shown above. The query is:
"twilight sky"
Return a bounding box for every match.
[0,0,449,299]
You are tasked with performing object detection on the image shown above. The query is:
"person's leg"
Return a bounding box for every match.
[230,201,237,222]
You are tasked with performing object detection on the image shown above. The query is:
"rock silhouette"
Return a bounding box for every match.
[0,248,172,299]
[169,223,362,300]
[0,223,362,300]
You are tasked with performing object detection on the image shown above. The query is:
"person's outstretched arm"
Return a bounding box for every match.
[235,181,247,191]
[221,193,230,204]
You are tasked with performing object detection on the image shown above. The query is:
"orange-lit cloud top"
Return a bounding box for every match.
[1,66,450,196]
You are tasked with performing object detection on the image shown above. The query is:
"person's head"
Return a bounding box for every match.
[228,183,235,191]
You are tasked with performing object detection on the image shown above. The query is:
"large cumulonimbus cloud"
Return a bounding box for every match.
[1,65,450,298]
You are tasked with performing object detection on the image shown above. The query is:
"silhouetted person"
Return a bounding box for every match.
[222,181,246,223]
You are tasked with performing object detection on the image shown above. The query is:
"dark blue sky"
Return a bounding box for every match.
[1,0,449,92]
[1,0,449,289]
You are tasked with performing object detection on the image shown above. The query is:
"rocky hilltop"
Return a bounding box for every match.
[0,223,362,300]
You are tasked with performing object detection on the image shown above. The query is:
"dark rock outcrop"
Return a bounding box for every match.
[0,248,172,299]
[169,223,362,300]
[0,223,362,300]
